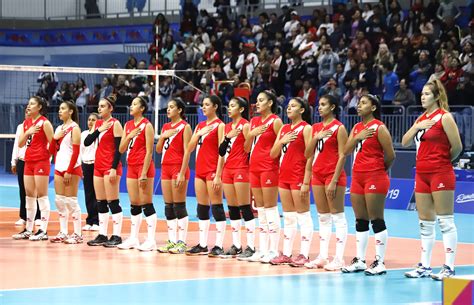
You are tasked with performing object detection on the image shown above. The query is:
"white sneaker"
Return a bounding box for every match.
[404,263,433,278]
[260,250,278,264]
[15,219,26,226]
[137,239,157,252]
[34,219,42,226]
[50,232,68,243]
[29,229,48,241]
[82,224,92,231]
[365,258,387,276]
[324,258,345,271]
[117,237,140,250]
[341,257,367,273]
[239,250,263,262]
[12,229,32,240]
[64,233,84,244]
[431,265,455,281]
[90,224,100,231]
[305,255,329,269]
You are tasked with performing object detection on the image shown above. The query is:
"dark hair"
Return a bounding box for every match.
[103,95,117,111]
[89,112,99,120]
[319,94,340,120]
[170,97,186,119]
[362,94,382,121]
[135,96,148,114]
[30,96,48,116]
[261,90,278,114]
[206,95,223,119]
[230,96,249,120]
[291,97,312,124]
[61,100,79,123]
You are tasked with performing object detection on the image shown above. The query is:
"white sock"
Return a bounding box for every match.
[438,215,457,270]
[231,219,242,249]
[318,213,332,259]
[130,214,143,240]
[67,197,82,236]
[257,208,269,254]
[199,219,210,247]
[297,211,313,258]
[356,230,369,260]
[55,195,68,235]
[177,216,189,242]
[111,212,123,236]
[265,206,281,253]
[420,220,435,268]
[283,212,297,257]
[333,213,348,261]
[145,213,157,241]
[215,221,226,248]
[37,196,50,232]
[245,219,256,249]
[167,218,178,243]
[374,230,388,262]
[98,212,109,236]
[25,196,37,232]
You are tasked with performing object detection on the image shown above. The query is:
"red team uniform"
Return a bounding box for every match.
[278,121,309,190]
[94,118,122,177]
[414,109,455,193]
[195,118,222,181]
[160,120,190,180]
[249,114,280,188]
[350,119,390,194]
[53,122,82,177]
[311,120,347,186]
[24,116,50,176]
[125,118,155,179]
[222,119,249,184]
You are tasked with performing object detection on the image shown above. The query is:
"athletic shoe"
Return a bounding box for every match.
[64,233,83,244]
[304,255,329,269]
[208,246,225,258]
[185,244,209,256]
[117,237,139,250]
[103,235,122,248]
[169,241,187,254]
[270,253,292,265]
[237,246,256,260]
[341,257,367,273]
[365,258,387,276]
[12,229,32,240]
[157,240,176,253]
[289,254,310,267]
[324,258,345,271]
[87,234,108,246]
[82,224,92,231]
[29,229,48,241]
[50,232,68,243]
[34,219,42,226]
[243,250,264,262]
[431,265,455,281]
[15,219,26,226]
[404,263,433,278]
[260,250,279,264]
[137,239,157,252]
[90,224,100,231]
[220,245,243,259]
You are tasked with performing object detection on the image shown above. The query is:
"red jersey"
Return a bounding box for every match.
[414,109,452,173]
[24,116,49,162]
[312,119,343,174]
[249,114,280,172]
[161,120,188,166]
[95,118,120,171]
[279,121,309,183]
[224,118,249,170]
[195,118,222,176]
[125,118,151,166]
[352,119,386,172]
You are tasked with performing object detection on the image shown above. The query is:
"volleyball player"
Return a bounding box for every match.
[85,95,124,247]
[185,96,226,257]
[402,80,462,280]
[118,96,157,251]
[341,95,395,276]
[156,98,191,254]
[304,95,349,271]
[268,97,313,267]
[217,97,256,259]
[50,101,83,244]
[239,90,283,263]
[12,96,54,241]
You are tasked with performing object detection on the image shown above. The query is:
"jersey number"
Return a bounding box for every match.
[316,139,324,153]
[164,138,170,150]
[355,140,363,152]
[26,135,32,147]
[282,143,288,153]
[198,136,203,146]
[128,138,135,150]
[414,129,426,142]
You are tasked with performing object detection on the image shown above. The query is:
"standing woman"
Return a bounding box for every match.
[50,101,83,244]
[239,90,283,263]
[402,80,462,280]
[81,113,100,231]
[155,98,192,254]
[268,97,313,267]
[304,95,349,271]
[342,95,395,276]
[12,96,54,241]
[85,95,124,248]
[118,96,157,251]
[185,95,226,257]
[217,97,256,258]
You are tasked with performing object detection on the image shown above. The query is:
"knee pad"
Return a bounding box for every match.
[283,212,298,229]
[197,204,210,220]
[332,212,347,228]
[356,218,370,232]
[438,215,457,234]
[164,203,176,220]
[108,199,122,214]
[173,202,188,219]
[66,197,81,216]
[296,211,313,230]
[131,205,142,216]
[240,205,255,222]
[419,219,436,238]
[371,219,387,234]
[37,196,50,211]
[318,213,332,226]
[55,195,67,212]
[211,204,226,222]
[97,200,109,214]
[142,203,156,217]
[228,206,241,221]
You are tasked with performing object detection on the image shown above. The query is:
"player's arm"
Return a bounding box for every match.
[343,126,357,156]
[442,113,463,161]
[140,124,155,178]
[269,127,284,159]
[378,125,396,171]
[332,126,348,183]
